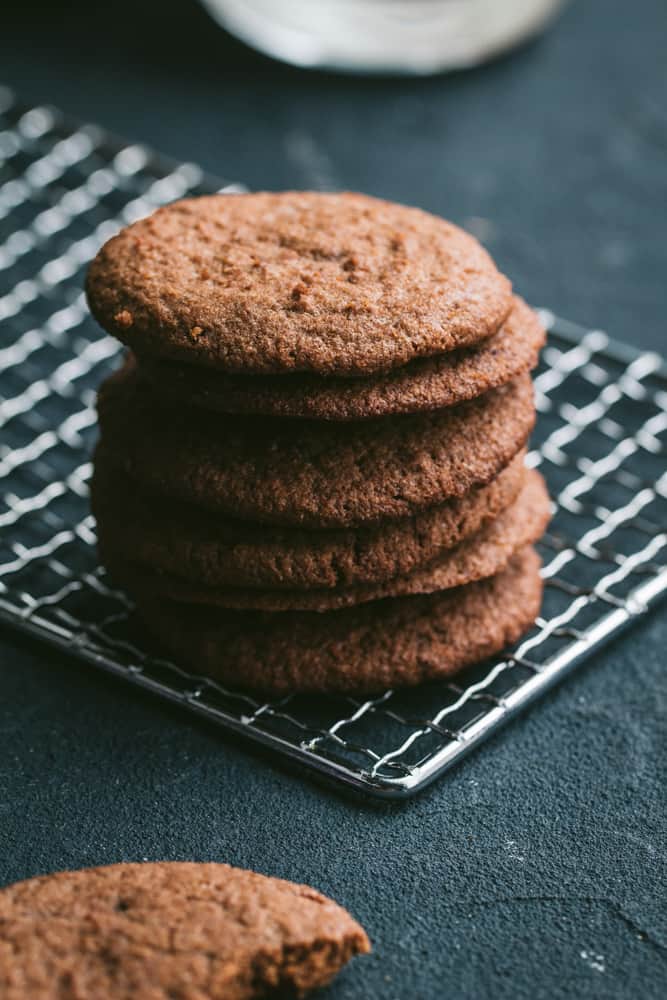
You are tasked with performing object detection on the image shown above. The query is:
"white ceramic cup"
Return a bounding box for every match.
[200,0,568,74]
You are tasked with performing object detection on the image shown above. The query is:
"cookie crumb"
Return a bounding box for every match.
[114,309,133,328]
[290,284,308,312]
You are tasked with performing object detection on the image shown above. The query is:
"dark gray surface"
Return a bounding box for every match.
[1,1,666,997]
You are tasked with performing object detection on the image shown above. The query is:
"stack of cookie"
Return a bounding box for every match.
[87,192,549,696]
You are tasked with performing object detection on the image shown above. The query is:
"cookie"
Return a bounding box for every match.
[134,547,543,695]
[96,368,535,528]
[102,471,550,612]
[0,862,369,1000]
[85,191,513,376]
[135,296,544,421]
[91,449,527,590]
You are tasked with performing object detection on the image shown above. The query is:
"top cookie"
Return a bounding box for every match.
[85,191,513,376]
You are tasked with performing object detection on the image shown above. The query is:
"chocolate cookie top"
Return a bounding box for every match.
[96,367,535,528]
[103,471,550,612]
[135,296,544,421]
[92,449,527,590]
[0,862,369,1000]
[86,192,513,376]
[135,548,543,695]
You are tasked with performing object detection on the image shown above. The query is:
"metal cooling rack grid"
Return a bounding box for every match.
[1,89,666,798]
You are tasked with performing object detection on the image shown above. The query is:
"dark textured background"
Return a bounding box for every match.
[1,1,666,996]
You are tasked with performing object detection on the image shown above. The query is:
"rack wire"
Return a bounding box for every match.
[1,89,665,798]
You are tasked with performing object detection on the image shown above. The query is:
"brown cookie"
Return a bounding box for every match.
[134,547,543,696]
[85,191,513,376]
[135,296,544,421]
[91,449,527,590]
[103,471,550,612]
[0,862,369,999]
[96,367,535,529]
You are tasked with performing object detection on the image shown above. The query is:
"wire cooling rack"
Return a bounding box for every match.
[1,89,666,798]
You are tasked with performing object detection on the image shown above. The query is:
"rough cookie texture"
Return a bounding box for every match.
[0,862,370,1000]
[135,296,544,421]
[102,471,550,612]
[96,369,535,528]
[85,192,513,376]
[91,450,527,591]
[134,548,543,696]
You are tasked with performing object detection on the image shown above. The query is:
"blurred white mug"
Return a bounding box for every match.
[200,0,568,74]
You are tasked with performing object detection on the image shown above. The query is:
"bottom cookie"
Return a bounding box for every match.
[135,547,543,696]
